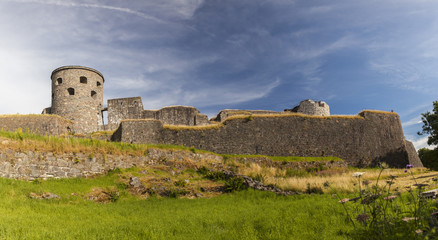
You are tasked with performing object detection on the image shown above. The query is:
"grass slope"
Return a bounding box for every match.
[0,174,351,240]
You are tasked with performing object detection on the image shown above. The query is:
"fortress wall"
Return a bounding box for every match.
[154,106,201,126]
[214,109,280,122]
[107,97,144,130]
[0,148,222,180]
[114,111,420,168]
[0,115,72,135]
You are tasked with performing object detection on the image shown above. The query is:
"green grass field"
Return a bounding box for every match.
[0,173,352,240]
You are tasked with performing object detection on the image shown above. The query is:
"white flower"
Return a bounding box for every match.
[352,172,365,177]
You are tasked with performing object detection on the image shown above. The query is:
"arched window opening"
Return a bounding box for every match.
[67,88,75,95]
[56,78,62,85]
[97,81,101,87]
[91,91,97,99]
[80,76,87,84]
[52,93,54,99]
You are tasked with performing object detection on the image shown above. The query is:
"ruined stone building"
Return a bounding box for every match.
[0,65,422,168]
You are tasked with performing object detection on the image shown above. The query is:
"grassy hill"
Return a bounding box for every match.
[0,130,436,239]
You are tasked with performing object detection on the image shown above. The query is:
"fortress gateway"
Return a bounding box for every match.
[0,66,422,168]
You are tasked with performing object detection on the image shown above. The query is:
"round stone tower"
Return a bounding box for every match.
[285,99,330,116]
[50,66,104,133]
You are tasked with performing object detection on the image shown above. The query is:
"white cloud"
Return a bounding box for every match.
[409,136,435,151]
[402,116,422,127]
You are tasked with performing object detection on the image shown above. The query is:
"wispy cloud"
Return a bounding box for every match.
[6,0,168,23]
[408,136,434,151]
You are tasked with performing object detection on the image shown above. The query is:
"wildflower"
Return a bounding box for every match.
[352,172,365,178]
[384,195,398,200]
[406,164,414,169]
[356,213,370,223]
[339,198,350,204]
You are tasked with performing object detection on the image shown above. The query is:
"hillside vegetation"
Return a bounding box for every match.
[0,129,436,239]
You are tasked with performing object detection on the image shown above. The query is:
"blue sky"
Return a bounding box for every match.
[0,0,437,149]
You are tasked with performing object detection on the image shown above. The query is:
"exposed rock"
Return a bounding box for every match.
[29,192,60,200]
[86,188,119,203]
[129,176,146,194]
[222,170,299,196]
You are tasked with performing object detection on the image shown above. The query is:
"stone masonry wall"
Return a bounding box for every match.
[287,100,330,116]
[107,97,144,130]
[0,147,222,180]
[0,115,72,135]
[214,109,280,122]
[114,111,421,168]
[107,103,210,131]
[50,66,104,134]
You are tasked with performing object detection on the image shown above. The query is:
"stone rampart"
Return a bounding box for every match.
[0,115,72,135]
[0,148,222,180]
[113,111,422,168]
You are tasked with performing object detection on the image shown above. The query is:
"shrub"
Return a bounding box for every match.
[224,176,248,192]
[174,180,187,187]
[418,148,438,171]
[305,183,323,194]
[196,166,209,175]
[166,188,188,198]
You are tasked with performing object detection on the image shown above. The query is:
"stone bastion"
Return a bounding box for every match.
[0,65,423,170]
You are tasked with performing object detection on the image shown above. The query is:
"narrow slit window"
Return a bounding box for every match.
[97,81,101,87]
[56,78,62,85]
[67,88,75,95]
[91,91,97,99]
[80,76,87,84]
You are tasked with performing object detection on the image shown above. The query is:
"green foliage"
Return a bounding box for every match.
[418,101,438,146]
[165,188,188,198]
[206,171,226,181]
[196,166,209,176]
[418,148,438,171]
[174,179,187,187]
[339,168,438,239]
[305,183,323,194]
[224,176,248,192]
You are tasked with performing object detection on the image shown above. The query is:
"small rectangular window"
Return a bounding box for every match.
[80,76,87,84]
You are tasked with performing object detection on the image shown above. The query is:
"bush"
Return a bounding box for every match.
[196,166,209,175]
[224,176,248,192]
[418,148,438,170]
[174,180,187,187]
[305,183,323,194]
[166,188,188,198]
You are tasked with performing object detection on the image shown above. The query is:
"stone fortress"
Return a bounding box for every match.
[0,66,423,169]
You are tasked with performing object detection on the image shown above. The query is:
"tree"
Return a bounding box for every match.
[418,101,438,146]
